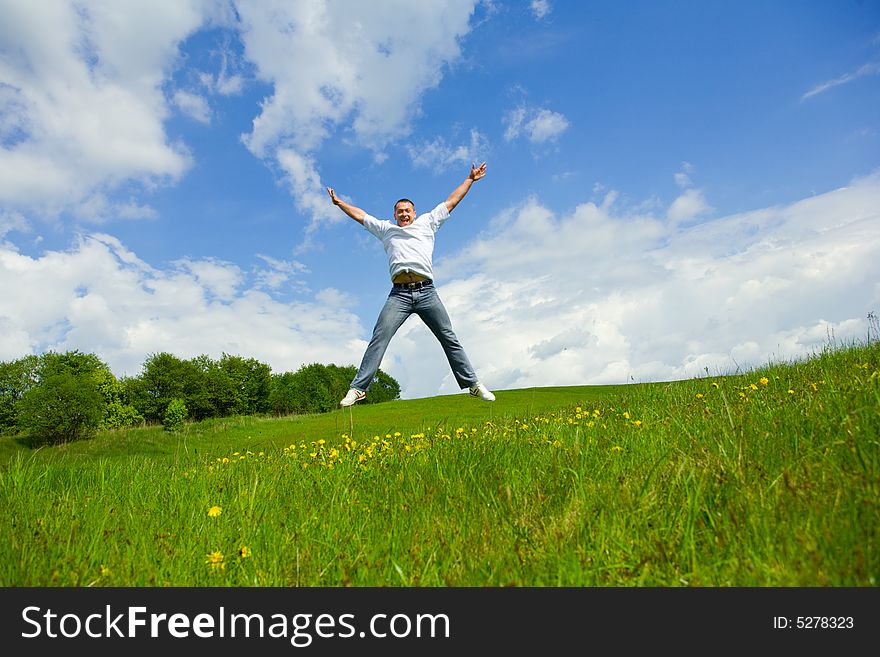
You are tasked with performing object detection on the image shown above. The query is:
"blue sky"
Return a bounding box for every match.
[2,0,879,399]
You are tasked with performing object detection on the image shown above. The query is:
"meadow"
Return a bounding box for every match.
[1,342,877,587]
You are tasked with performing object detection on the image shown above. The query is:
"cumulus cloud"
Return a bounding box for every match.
[376,172,880,398]
[668,188,712,224]
[407,128,489,172]
[0,0,206,218]
[531,1,552,20]
[1,1,480,243]
[234,0,479,235]
[503,105,570,143]
[173,90,212,124]
[0,233,367,376]
[668,163,711,225]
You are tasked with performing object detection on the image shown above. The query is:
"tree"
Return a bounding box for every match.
[218,353,272,415]
[364,368,401,404]
[127,352,199,422]
[17,372,104,445]
[163,398,188,432]
[268,363,401,415]
[0,355,40,432]
[289,363,335,414]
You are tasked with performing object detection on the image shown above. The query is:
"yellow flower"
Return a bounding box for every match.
[99,565,110,576]
[749,383,758,391]
[611,445,624,453]
[238,546,251,558]
[759,377,769,385]
[208,505,222,518]
[206,551,225,570]
[695,393,704,400]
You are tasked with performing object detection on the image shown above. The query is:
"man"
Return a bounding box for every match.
[327,162,495,407]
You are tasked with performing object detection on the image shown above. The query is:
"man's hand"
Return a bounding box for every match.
[469,162,487,182]
[446,162,488,213]
[327,186,366,224]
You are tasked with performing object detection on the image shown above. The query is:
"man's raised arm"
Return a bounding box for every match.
[327,187,366,225]
[445,162,487,213]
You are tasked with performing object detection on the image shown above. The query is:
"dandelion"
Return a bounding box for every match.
[711,382,720,389]
[206,551,225,570]
[759,377,769,386]
[238,546,251,558]
[208,505,222,518]
[695,393,704,400]
[611,445,624,453]
[99,565,110,577]
[749,383,758,391]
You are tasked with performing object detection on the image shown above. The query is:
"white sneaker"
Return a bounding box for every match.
[340,389,366,407]
[469,382,496,402]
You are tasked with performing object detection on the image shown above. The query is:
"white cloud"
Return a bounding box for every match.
[173,90,212,124]
[503,105,569,143]
[667,188,712,224]
[801,61,880,101]
[234,0,479,234]
[0,1,480,238]
[0,233,366,376]
[254,254,308,290]
[376,172,880,398]
[407,128,489,172]
[531,1,552,20]
[674,161,695,188]
[668,163,710,224]
[0,0,207,218]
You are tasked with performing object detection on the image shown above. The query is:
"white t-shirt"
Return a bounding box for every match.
[361,202,450,281]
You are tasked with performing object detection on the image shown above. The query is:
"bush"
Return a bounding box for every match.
[0,355,40,432]
[16,372,104,445]
[163,398,188,432]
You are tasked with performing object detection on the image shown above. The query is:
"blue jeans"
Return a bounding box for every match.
[351,282,478,392]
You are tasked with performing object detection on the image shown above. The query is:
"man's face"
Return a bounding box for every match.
[394,201,415,227]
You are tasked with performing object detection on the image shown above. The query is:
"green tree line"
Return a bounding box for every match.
[0,350,399,445]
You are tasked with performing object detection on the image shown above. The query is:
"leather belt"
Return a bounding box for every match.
[393,279,432,289]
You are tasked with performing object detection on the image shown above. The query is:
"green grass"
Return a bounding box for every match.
[1,343,877,587]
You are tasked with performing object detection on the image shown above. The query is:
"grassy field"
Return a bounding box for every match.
[1,342,877,586]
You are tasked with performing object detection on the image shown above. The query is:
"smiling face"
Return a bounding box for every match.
[394,199,415,227]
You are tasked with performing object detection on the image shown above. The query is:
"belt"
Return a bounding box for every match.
[393,279,433,289]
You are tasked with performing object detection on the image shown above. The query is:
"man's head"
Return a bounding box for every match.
[394,198,415,227]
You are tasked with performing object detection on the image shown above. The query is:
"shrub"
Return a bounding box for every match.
[163,398,188,432]
[16,372,104,445]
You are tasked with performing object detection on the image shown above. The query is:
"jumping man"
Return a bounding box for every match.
[327,162,496,406]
